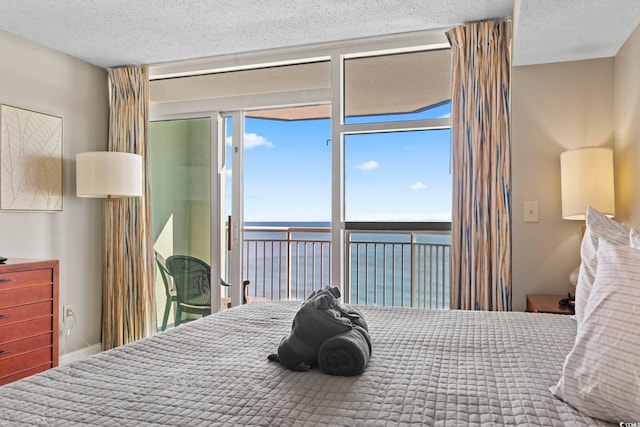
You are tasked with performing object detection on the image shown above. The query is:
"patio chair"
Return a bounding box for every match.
[166,254,250,326]
[154,250,177,332]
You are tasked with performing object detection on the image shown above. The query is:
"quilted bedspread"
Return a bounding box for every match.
[0,301,613,426]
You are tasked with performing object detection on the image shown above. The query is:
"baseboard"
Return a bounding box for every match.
[59,343,102,365]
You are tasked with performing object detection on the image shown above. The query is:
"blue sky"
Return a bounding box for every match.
[227,105,452,222]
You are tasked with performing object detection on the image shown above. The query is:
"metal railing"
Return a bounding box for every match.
[241,226,450,309]
[243,227,331,301]
[346,230,451,309]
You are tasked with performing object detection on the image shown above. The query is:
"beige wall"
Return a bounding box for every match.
[511,23,640,312]
[614,24,640,228]
[511,58,615,311]
[0,31,108,353]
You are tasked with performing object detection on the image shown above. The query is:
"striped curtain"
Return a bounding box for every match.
[102,66,155,349]
[447,21,512,311]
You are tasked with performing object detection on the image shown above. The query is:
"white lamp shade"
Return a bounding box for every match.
[560,147,615,220]
[76,151,143,198]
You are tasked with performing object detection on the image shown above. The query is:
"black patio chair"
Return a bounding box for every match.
[154,250,177,331]
[166,255,249,326]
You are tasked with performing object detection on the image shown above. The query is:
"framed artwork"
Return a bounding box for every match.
[0,104,63,211]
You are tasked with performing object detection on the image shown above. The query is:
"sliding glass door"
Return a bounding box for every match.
[149,117,215,330]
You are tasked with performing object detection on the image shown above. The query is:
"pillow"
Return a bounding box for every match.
[574,207,629,325]
[630,227,640,249]
[551,239,640,422]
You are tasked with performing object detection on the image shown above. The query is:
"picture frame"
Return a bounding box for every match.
[0,104,63,211]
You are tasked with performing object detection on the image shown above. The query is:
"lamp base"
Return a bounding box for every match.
[569,265,579,292]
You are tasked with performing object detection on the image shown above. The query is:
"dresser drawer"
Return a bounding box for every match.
[0,316,53,343]
[0,301,52,327]
[0,332,52,361]
[0,284,54,309]
[0,347,52,381]
[0,269,53,288]
[0,364,49,386]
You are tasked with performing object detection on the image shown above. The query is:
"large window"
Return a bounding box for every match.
[341,47,452,307]
[341,48,452,223]
[149,33,453,309]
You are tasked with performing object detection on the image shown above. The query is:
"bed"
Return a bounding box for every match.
[0,300,615,426]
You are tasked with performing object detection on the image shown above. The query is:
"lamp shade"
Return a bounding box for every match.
[560,147,614,220]
[76,151,143,198]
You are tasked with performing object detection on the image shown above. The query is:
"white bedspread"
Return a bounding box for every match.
[0,301,613,426]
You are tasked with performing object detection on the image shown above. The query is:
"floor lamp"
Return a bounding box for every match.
[76,151,144,347]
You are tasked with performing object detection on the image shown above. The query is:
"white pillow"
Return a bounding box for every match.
[630,227,640,249]
[574,207,629,325]
[552,238,640,422]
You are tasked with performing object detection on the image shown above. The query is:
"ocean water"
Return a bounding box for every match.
[241,221,451,309]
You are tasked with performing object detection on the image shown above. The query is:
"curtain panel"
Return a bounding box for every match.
[103,66,155,349]
[447,21,512,311]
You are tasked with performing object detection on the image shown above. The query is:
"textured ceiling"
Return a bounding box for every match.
[515,0,640,65]
[0,0,639,69]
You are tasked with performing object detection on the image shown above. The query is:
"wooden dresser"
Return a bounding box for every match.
[0,259,59,385]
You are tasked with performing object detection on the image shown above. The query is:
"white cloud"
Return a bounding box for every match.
[439,112,451,118]
[225,133,274,149]
[357,160,379,171]
[226,169,232,177]
[409,181,426,190]
[244,133,274,149]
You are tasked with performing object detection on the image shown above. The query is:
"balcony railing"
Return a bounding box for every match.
[346,230,450,309]
[241,226,451,309]
[243,227,331,301]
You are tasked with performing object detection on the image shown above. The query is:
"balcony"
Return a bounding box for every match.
[242,225,451,309]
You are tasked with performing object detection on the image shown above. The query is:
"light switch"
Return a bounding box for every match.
[523,201,539,223]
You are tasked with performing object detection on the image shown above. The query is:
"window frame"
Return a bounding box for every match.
[336,48,452,224]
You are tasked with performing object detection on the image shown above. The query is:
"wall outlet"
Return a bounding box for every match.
[63,304,74,321]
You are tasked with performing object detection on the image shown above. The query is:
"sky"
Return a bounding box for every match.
[226,104,452,223]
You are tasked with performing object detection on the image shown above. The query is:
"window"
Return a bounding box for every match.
[343,49,451,124]
[149,33,453,309]
[344,129,451,222]
[341,47,452,307]
[342,48,452,223]
[243,112,331,222]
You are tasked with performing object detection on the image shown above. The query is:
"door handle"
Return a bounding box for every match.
[227,215,232,251]
[233,222,239,245]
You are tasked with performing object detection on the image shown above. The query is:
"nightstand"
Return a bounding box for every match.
[526,294,574,315]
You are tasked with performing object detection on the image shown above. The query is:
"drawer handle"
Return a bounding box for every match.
[0,350,9,355]
[0,314,10,320]
[0,279,10,283]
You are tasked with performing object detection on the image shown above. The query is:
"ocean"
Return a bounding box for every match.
[241,221,451,309]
